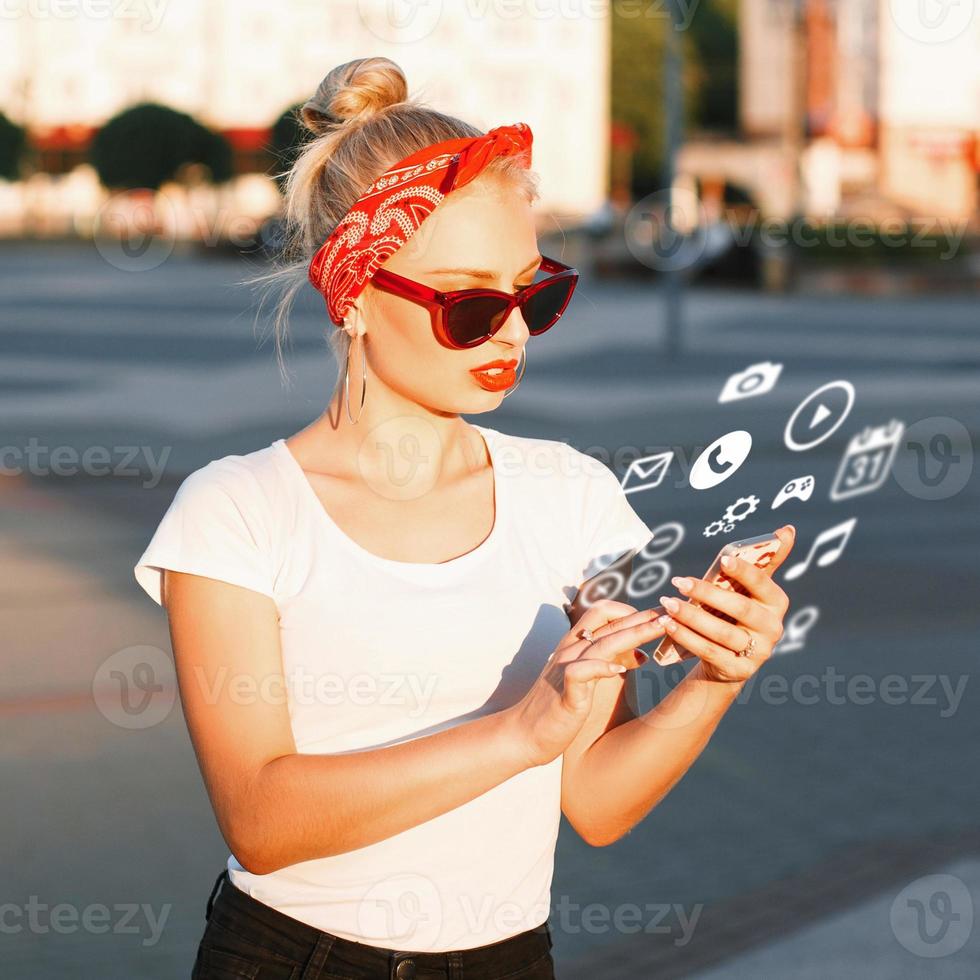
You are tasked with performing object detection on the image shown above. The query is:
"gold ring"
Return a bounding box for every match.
[578,627,595,644]
[738,633,756,658]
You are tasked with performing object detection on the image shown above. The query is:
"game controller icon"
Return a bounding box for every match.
[771,475,815,510]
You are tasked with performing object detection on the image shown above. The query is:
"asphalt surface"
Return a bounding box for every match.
[2,239,978,978]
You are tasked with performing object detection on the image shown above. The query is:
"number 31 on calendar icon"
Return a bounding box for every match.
[829,419,905,502]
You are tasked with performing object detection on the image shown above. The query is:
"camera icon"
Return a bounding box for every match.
[718,361,783,404]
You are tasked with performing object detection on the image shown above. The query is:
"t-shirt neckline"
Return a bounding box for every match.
[271,423,507,581]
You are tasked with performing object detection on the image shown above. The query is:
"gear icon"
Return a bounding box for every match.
[723,494,760,525]
[703,519,727,537]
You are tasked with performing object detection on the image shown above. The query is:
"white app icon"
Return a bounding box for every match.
[773,606,819,655]
[639,522,685,560]
[771,475,815,509]
[620,450,673,495]
[627,561,670,599]
[829,420,905,502]
[785,380,855,452]
[579,570,626,608]
[718,361,783,403]
[689,430,752,490]
[783,517,857,582]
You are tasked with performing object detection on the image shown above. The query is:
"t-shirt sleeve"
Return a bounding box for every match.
[133,462,276,607]
[575,453,652,583]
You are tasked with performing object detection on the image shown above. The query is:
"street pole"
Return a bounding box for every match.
[662,0,683,360]
[783,0,809,289]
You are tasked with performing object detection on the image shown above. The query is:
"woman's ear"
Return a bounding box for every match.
[343,303,367,339]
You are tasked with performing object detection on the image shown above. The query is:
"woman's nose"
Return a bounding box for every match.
[495,304,531,348]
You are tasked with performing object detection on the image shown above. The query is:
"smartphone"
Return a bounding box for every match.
[652,530,783,666]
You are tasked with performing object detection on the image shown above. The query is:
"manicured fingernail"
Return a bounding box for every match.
[610,663,627,673]
[671,576,693,593]
[785,525,795,534]
[660,595,680,613]
[658,614,672,626]
[721,555,736,569]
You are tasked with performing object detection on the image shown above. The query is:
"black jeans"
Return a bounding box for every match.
[191,868,557,979]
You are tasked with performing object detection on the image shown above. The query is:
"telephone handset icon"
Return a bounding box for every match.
[689,430,753,490]
[707,446,735,475]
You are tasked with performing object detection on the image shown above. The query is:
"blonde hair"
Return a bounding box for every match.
[246,56,541,389]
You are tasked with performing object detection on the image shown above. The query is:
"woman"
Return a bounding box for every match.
[134,57,795,980]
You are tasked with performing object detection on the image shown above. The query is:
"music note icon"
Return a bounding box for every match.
[783,517,858,581]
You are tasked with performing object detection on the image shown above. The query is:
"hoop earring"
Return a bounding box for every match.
[344,333,367,424]
[500,347,527,399]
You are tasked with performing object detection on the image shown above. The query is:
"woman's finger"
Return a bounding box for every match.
[587,605,666,642]
[555,598,649,653]
[657,614,753,679]
[668,578,772,633]
[562,658,629,709]
[765,525,798,577]
[584,616,668,665]
[714,531,795,611]
[658,596,751,652]
[564,593,638,629]
[568,598,638,631]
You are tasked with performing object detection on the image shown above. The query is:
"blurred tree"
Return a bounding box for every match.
[0,111,27,181]
[267,103,308,194]
[611,0,738,198]
[90,103,232,190]
[688,0,739,132]
[194,126,233,184]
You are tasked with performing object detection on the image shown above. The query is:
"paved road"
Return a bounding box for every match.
[2,240,978,977]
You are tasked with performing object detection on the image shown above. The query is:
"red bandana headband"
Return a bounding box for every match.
[308,122,534,326]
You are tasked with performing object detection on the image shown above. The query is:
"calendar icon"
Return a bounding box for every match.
[829,419,905,501]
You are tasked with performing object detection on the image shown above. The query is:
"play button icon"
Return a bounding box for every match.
[809,403,832,429]
[785,380,855,451]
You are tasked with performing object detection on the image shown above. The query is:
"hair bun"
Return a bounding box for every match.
[301,57,409,136]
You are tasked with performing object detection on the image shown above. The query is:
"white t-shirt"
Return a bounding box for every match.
[133,422,651,952]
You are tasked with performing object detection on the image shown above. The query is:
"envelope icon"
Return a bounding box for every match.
[621,450,674,495]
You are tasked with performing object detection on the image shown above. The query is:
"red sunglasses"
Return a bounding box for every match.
[368,255,579,350]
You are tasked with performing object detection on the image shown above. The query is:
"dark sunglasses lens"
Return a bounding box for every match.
[447,296,512,347]
[522,278,575,335]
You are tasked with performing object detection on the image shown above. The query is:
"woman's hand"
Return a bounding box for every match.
[505,599,667,769]
[656,525,796,683]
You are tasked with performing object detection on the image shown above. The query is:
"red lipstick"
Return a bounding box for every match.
[469,358,518,392]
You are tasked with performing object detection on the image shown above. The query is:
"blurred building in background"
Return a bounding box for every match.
[681,0,978,223]
[0,0,609,237]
